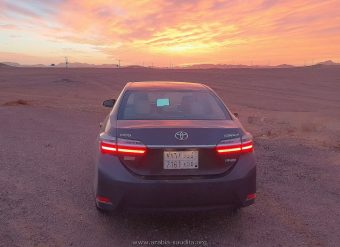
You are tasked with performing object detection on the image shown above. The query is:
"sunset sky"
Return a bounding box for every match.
[1,0,340,66]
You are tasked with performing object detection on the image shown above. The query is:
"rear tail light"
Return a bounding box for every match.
[216,133,254,154]
[100,138,146,155]
[100,141,117,154]
[116,138,146,155]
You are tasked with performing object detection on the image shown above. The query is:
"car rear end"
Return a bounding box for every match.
[94,82,256,211]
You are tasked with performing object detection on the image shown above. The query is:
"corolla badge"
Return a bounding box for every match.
[175,131,188,141]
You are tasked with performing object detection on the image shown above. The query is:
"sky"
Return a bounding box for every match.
[0,0,340,66]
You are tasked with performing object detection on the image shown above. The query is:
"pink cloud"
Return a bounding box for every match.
[1,0,340,65]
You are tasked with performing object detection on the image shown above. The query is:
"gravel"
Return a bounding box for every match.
[0,67,339,247]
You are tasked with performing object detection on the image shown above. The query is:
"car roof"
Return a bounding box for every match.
[125,81,208,91]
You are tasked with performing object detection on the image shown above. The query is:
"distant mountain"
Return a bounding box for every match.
[1,62,47,67]
[96,64,119,68]
[2,62,21,67]
[124,65,148,69]
[1,60,339,69]
[182,64,253,69]
[0,61,119,68]
[316,60,340,66]
[275,64,295,68]
[0,63,13,68]
[55,62,119,68]
[182,61,340,69]
[181,63,295,69]
[30,64,47,67]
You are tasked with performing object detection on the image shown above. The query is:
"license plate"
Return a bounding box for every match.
[163,151,199,169]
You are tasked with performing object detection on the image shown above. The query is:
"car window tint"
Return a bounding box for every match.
[118,90,230,120]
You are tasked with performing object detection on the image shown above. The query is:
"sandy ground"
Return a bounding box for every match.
[0,67,339,247]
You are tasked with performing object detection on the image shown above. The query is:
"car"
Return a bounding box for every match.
[94,81,256,213]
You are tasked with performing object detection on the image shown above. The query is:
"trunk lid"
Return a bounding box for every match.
[116,120,242,177]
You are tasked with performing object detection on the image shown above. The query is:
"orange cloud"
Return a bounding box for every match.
[1,0,340,65]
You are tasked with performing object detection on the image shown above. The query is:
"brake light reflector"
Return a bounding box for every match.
[96,195,111,204]
[246,193,256,200]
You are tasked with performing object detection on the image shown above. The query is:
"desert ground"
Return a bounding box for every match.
[0,67,339,247]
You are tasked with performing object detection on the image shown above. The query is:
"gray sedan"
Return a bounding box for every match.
[94,81,256,213]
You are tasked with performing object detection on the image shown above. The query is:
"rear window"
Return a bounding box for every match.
[117,90,230,120]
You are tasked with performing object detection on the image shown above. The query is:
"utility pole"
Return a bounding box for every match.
[64,57,68,69]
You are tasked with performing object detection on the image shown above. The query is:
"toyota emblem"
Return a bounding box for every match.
[175,131,188,141]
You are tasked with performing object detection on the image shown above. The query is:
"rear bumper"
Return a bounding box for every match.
[94,153,256,211]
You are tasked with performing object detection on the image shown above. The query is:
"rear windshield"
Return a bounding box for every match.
[117,90,230,120]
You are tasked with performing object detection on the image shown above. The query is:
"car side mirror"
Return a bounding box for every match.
[234,112,239,118]
[102,99,116,108]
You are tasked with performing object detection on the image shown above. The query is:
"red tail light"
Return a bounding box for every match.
[240,140,253,152]
[117,145,146,154]
[100,138,146,155]
[100,141,117,154]
[216,134,254,154]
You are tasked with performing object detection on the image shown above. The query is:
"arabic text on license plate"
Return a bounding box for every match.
[163,151,199,169]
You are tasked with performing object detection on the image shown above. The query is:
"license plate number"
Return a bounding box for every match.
[163,151,199,169]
